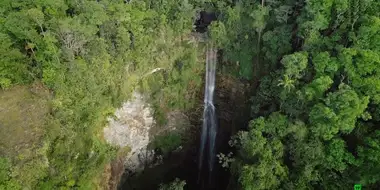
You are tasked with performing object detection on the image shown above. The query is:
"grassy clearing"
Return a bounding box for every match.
[0,82,50,157]
[0,82,51,188]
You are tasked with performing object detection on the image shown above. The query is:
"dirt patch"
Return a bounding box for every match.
[101,148,130,190]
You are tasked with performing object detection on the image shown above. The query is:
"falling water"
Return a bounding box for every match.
[198,43,217,181]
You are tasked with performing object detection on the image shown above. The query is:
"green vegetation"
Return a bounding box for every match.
[159,178,186,190]
[0,84,50,189]
[0,0,203,189]
[209,0,380,189]
[150,132,182,155]
[2,0,380,189]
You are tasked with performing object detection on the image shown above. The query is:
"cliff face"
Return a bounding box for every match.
[103,90,195,189]
[104,92,155,176]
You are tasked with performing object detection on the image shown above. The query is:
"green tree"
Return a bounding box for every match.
[221,0,380,189]
[233,114,290,190]
[0,0,202,188]
[357,131,380,185]
[309,84,369,140]
[0,33,29,88]
[159,178,186,190]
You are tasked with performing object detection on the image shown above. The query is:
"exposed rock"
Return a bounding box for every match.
[190,32,208,42]
[150,110,190,137]
[103,92,155,175]
[103,92,192,189]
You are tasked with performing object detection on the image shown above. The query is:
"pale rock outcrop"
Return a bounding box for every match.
[103,92,155,174]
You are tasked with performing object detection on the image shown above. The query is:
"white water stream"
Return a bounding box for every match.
[198,44,217,176]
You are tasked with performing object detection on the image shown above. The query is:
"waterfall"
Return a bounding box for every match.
[198,44,217,180]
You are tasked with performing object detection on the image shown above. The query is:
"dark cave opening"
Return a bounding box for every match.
[194,11,217,33]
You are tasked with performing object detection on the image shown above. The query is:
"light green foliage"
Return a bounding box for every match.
[250,5,269,34]
[354,16,380,51]
[301,76,333,101]
[310,84,369,140]
[278,52,309,99]
[281,52,308,80]
[278,75,296,92]
[234,114,289,190]
[0,158,22,190]
[147,44,203,116]
[0,158,11,184]
[0,0,201,188]
[300,0,334,31]
[340,48,380,104]
[312,52,339,78]
[210,21,228,47]
[297,0,334,51]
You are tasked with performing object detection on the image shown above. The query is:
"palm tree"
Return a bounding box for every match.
[278,75,295,92]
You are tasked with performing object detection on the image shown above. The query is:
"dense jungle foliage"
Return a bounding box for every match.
[1,0,380,190]
[209,0,380,189]
[0,0,203,189]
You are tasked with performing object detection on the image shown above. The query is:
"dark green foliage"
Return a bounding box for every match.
[0,33,29,89]
[213,0,380,189]
[357,131,380,184]
[209,1,269,79]
[159,178,186,190]
[262,25,292,65]
[0,158,22,190]
[151,132,182,155]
